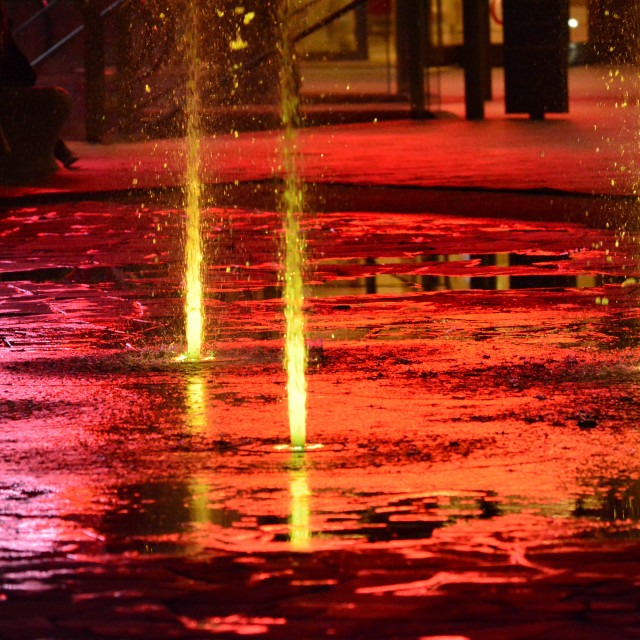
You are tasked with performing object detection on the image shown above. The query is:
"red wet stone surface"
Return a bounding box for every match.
[1,66,639,201]
[2,194,640,638]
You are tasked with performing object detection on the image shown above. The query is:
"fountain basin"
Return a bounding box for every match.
[1,185,640,638]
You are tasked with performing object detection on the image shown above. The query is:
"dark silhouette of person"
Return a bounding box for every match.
[0,1,77,168]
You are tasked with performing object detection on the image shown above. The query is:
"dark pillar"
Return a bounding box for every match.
[396,0,428,117]
[503,0,569,119]
[462,0,490,120]
[355,2,369,60]
[395,1,411,93]
[479,0,492,101]
[82,0,105,142]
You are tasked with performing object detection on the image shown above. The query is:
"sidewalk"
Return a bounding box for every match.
[0,65,636,203]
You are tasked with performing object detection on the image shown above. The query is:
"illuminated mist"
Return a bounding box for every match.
[278,2,307,449]
[184,1,204,361]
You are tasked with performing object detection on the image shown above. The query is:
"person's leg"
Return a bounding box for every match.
[0,125,10,155]
[0,86,72,179]
[54,138,78,168]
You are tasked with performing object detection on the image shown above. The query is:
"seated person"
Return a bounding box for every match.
[0,1,77,176]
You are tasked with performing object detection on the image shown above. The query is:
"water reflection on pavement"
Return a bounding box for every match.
[2,201,640,638]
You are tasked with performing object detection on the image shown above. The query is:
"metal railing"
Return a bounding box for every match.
[7,0,426,140]
[23,0,127,67]
[11,0,61,38]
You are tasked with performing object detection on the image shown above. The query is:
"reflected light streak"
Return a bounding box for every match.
[495,253,511,291]
[189,478,211,526]
[185,373,207,434]
[185,373,213,531]
[288,453,311,549]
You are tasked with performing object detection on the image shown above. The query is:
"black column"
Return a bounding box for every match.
[355,2,369,60]
[503,0,569,119]
[462,0,490,120]
[396,0,428,117]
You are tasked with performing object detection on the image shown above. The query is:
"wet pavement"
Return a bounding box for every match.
[2,66,640,202]
[3,61,640,638]
[2,187,640,638]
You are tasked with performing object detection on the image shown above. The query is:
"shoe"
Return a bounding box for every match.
[54,139,78,169]
[0,126,10,156]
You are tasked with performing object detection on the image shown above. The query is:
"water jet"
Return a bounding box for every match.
[183,0,204,362]
[278,1,308,450]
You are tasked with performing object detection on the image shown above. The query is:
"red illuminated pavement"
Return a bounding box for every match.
[0,66,637,200]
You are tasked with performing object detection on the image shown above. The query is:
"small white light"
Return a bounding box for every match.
[568,18,579,28]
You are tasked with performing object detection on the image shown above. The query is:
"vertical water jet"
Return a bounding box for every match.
[277,0,307,449]
[184,0,204,361]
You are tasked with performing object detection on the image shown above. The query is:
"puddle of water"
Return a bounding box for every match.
[0,203,632,292]
[2,200,640,564]
[8,460,640,560]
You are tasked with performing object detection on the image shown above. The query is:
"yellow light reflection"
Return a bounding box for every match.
[185,373,207,434]
[185,373,212,529]
[495,253,511,291]
[189,478,211,526]
[288,452,311,549]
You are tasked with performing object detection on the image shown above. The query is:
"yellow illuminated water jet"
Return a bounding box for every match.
[183,1,203,361]
[278,1,307,449]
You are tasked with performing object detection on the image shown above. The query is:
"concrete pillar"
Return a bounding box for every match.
[395,0,428,117]
[355,2,368,59]
[462,0,490,120]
